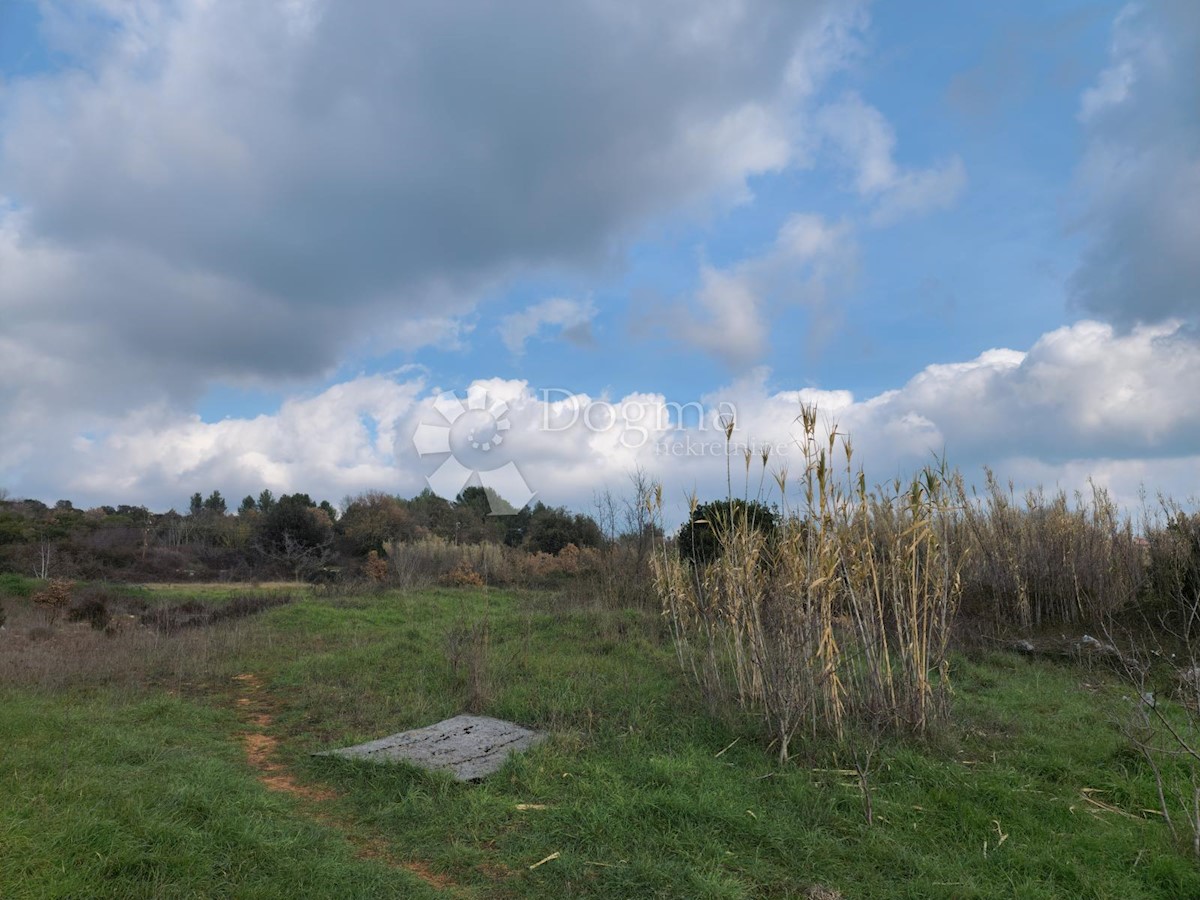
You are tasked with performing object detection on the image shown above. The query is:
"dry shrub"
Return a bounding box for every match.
[442,562,485,588]
[1142,501,1200,630]
[31,578,73,625]
[364,550,389,583]
[654,406,962,761]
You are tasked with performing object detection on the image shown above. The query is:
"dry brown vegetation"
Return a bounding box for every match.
[654,406,961,761]
[652,403,1200,769]
[0,588,292,690]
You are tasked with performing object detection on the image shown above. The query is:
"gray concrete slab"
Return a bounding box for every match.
[317,714,546,781]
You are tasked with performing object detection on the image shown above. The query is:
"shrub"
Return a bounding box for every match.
[31,578,73,625]
[0,572,34,598]
[364,550,389,583]
[1142,505,1200,630]
[675,498,778,566]
[67,586,113,631]
[443,562,485,588]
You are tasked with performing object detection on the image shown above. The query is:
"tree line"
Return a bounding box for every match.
[0,486,606,583]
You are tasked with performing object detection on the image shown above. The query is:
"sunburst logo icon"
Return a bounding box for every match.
[411,391,535,514]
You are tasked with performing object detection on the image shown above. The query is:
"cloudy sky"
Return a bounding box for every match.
[0,0,1197,520]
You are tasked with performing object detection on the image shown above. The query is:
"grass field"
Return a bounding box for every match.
[1,584,1198,898]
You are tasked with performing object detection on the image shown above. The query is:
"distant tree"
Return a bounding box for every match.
[408,488,456,540]
[203,490,227,515]
[238,495,257,517]
[318,499,338,524]
[524,503,603,555]
[339,491,413,555]
[189,492,204,516]
[257,489,275,513]
[453,486,512,543]
[115,505,150,525]
[256,493,334,580]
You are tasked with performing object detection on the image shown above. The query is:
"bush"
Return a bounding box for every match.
[67,586,113,631]
[675,499,778,566]
[442,563,485,588]
[0,572,34,598]
[1143,506,1200,629]
[31,579,73,625]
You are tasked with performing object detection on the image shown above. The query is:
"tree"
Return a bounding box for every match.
[238,495,257,517]
[256,493,334,581]
[676,498,778,566]
[339,491,413,555]
[257,489,275,513]
[524,503,603,555]
[189,492,204,516]
[453,487,512,543]
[408,488,456,540]
[203,490,227,515]
[318,499,338,524]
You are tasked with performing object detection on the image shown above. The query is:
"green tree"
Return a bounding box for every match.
[524,503,603,555]
[676,499,778,566]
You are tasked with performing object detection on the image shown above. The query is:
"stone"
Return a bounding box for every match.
[317,714,546,781]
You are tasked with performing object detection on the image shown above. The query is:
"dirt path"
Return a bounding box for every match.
[231,672,461,893]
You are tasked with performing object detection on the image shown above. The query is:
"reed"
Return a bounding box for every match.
[653,405,962,761]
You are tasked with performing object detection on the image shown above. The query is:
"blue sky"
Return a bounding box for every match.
[0,0,1197,517]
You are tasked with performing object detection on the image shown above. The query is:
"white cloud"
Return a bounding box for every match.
[674,213,858,366]
[10,320,1198,521]
[815,92,967,225]
[498,298,597,356]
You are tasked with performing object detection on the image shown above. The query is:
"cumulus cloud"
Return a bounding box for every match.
[1070,0,1200,324]
[15,320,1198,520]
[498,298,597,356]
[815,92,967,225]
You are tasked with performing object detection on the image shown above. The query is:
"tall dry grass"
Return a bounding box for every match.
[952,471,1143,629]
[654,406,962,761]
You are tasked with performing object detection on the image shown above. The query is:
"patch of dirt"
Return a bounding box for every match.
[240,731,338,802]
[232,673,464,893]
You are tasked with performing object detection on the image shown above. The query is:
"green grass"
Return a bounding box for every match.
[1,585,1197,898]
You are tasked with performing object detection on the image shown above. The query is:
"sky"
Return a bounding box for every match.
[0,0,1197,522]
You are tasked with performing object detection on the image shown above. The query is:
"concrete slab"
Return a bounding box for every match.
[317,714,546,781]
